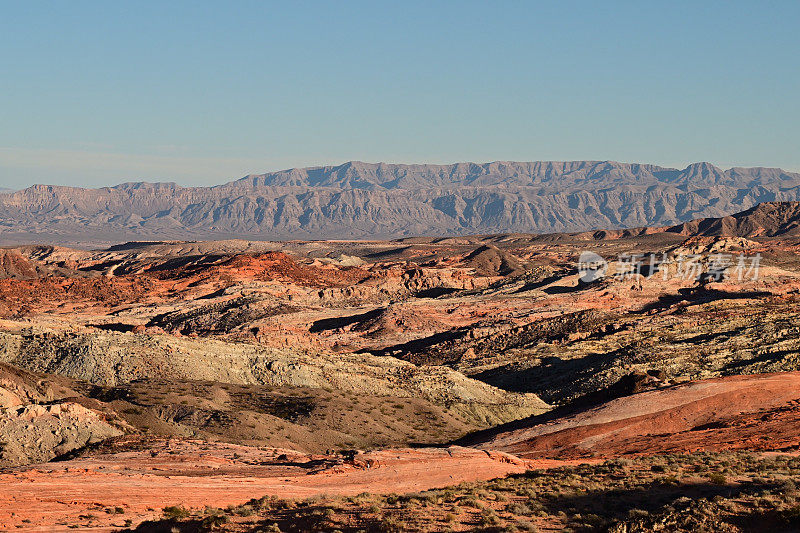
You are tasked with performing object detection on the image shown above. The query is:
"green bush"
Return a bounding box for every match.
[162,505,191,519]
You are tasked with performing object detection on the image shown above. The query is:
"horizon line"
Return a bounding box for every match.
[6,158,800,191]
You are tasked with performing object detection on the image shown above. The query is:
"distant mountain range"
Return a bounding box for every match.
[2,160,800,244]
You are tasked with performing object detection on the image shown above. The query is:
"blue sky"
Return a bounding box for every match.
[1,1,798,188]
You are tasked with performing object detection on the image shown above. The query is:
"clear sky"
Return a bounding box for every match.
[1,1,798,188]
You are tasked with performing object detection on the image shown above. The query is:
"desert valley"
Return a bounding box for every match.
[4,3,798,530]
[2,198,800,531]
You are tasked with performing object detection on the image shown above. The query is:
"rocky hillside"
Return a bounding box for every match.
[0,328,549,427]
[666,201,800,237]
[467,372,800,459]
[3,161,800,243]
[0,363,125,466]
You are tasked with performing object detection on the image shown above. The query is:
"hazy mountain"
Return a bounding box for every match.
[2,161,800,244]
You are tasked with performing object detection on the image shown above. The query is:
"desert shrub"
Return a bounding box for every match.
[201,513,228,528]
[377,515,407,532]
[781,479,797,494]
[479,509,502,526]
[460,497,482,508]
[507,502,533,515]
[707,472,727,485]
[162,505,190,519]
[234,504,255,517]
[515,519,538,531]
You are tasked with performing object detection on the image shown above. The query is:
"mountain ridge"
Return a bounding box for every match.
[3,160,800,243]
[666,201,800,237]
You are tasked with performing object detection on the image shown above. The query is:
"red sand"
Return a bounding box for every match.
[0,442,592,531]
